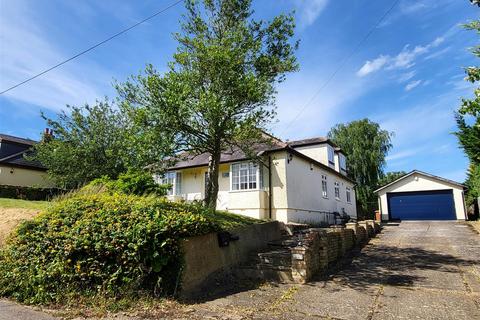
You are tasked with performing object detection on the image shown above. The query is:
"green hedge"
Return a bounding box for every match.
[0,194,223,304]
[0,185,62,201]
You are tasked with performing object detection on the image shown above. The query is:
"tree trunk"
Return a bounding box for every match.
[205,151,221,210]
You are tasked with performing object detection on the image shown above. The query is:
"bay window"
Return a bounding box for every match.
[157,171,182,196]
[231,162,262,191]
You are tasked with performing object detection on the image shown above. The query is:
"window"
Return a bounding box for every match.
[328,145,335,165]
[346,187,351,203]
[231,162,260,190]
[321,175,328,198]
[340,154,347,171]
[334,181,340,200]
[157,171,181,196]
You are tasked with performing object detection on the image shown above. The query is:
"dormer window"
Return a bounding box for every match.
[339,154,347,172]
[328,145,335,165]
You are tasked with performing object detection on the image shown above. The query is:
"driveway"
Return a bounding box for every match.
[189,221,480,320]
[1,221,479,319]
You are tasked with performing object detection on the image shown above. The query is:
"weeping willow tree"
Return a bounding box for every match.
[328,119,393,218]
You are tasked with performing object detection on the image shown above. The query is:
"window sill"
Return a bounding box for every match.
[335,197,340,201]
[322,196,328,199]
[229,189,265,194]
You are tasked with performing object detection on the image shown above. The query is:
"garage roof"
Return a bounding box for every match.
[374,170,464,193]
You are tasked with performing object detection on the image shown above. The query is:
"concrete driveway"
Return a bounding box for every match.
[189,221,480,320]
[1,221,479,319]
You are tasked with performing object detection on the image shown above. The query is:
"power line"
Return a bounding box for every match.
[0,0,183,95]
[280,0,400,137]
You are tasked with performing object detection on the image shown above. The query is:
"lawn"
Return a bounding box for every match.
[0,198,49,245]
[0,198,49,210]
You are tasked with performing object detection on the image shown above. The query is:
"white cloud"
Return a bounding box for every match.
[295,0,329,27]
[405,80,422,91]
[356,55,389,77]
[0,1,113,112]
[397,71,416,83]
[386,148,423,161]
[424,46,451,60]
[357,37,444,77]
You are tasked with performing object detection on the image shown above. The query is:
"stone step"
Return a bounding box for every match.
[257,249,292,268]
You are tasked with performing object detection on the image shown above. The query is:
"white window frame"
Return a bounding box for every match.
[157,171,182,196]
[321,175,328,198]
[346,187,351,203]
[328,145,335,165]
[230,162,262,191]
[334,181,340,200]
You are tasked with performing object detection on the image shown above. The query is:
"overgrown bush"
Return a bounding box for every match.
[0,194,224,305]
[89,170,169,196]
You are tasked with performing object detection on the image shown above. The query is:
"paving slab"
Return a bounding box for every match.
[0,299,54,320]
[373,286,480,320]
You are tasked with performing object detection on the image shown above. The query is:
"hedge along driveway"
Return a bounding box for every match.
[0,194,259,305]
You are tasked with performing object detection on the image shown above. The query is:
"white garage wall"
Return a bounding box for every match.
[377,172,466,221]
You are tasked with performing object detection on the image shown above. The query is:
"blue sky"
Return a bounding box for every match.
[0,0,478,182]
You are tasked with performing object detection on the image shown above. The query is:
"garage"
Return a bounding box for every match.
[387,190,456,220]
[375,170,466,221]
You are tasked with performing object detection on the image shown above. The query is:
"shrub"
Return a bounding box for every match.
[89,171,169,196]
[0,185,63,201]
[0,193,221,305]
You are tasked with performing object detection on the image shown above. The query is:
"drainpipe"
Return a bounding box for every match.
[268,155,273,220]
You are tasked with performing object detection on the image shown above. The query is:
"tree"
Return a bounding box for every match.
[31,101,171,189]
[454,4,480,208]
[377,171,407,189]
[328,119,393,218]
[118,0,298,209]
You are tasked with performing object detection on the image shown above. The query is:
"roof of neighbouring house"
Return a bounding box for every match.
[374,170,464,193]
[0,133,46,171]
[0,133,37,146]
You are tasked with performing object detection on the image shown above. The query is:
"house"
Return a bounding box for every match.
[156,134,357,224]
[0,133,53,188]
[375,170,466,221]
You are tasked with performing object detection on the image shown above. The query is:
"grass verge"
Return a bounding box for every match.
[0,198,49,210]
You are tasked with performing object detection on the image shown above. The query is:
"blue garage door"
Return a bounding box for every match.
[387,190,456,220]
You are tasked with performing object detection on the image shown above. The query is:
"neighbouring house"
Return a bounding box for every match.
[0,133,53,188]
[375,170,466,221]
[156,134,357,224]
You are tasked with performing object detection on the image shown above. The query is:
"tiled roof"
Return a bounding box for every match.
[0,133,37,145]
[169,139,286,170]
[0,133,46,170]
[287,137,329,147]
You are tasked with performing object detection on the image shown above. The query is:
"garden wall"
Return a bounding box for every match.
[180,221,282,297]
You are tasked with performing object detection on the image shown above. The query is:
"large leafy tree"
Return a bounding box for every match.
[31,101,172,189]
[118,0,298,209]
[31,101,129,188]
[455,4,480,208]
[328,119,393,218]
